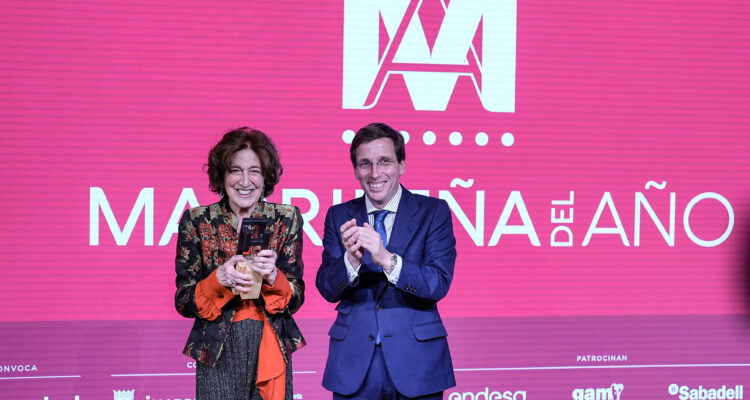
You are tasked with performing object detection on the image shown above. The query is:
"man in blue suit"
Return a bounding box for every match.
[316,122,457,399]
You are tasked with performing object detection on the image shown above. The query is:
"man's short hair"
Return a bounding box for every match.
[349,122,406,167]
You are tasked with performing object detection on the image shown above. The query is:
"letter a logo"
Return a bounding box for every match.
[342,0,517,112]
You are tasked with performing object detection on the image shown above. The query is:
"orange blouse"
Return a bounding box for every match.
[195,270,291,398]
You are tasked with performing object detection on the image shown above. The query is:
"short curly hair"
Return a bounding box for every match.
[205,127,283,198]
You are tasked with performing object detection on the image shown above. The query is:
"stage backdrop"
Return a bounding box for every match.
[2,0,750,399]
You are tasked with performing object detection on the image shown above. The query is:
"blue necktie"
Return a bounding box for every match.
[373,209,389,345]
[373,210,388,246]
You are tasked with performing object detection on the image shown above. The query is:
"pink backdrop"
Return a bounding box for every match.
[2,0,750,399]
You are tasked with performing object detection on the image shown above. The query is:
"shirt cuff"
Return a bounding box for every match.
[195,269,234,321]
[383,254,402,284]
[343,254,361,283]
[261,272,293,313]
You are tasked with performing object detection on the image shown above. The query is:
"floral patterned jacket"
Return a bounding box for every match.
[174,197,306,366]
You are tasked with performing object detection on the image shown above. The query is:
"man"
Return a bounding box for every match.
[316,122,457,399]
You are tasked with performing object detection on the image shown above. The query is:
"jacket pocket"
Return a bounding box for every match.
[413,321,448,341]
[335,299,352,315]
[328,322,348,341]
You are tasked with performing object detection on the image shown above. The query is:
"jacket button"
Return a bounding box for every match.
[376,305,383,312]
[368,334,375,341]
[217,294,224,299]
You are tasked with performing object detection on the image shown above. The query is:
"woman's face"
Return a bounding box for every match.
[224,148,264,217]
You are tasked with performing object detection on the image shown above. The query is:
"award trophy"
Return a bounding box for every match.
[232,218,270,299]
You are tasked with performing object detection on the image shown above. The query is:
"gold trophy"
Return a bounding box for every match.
[232,253,263,299]
[231,218,269,300]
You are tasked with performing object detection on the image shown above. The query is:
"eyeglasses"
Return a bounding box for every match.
[356,159,397,171]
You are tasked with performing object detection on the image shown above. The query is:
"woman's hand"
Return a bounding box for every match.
[216,254,256,291]
[251,249,279,286]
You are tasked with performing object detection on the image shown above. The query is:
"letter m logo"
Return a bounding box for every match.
[342,0,517,112]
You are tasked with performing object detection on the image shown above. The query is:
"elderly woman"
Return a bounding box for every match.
[175,127,305,399]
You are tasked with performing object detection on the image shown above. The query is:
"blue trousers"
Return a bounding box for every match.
[332,345,444,400]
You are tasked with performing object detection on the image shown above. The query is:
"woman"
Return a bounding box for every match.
[174,127,306,399]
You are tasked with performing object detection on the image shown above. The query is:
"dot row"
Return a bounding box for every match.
[342,130,515,147]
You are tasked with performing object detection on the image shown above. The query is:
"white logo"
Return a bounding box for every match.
[572,383,624,400]
[342,0,517,112]
[448,387,526,400]
[668,384,744,400]
[113,389,135,400]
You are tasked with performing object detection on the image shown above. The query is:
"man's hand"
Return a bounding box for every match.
[359,223,393,270]
[340,219,364,267]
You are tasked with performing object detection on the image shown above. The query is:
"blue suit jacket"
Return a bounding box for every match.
[316,187,457,397]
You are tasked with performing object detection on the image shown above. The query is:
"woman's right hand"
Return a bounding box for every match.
[216,254,256,291]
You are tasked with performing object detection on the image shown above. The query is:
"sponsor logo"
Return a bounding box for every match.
[668,384,744,400]
[572,383,624,400]
[342,0,517,112]
[448,387,527,400]
[41,392,198,400]
[113,390,135,400]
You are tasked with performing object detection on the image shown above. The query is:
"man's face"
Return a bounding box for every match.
[354,137,405,209]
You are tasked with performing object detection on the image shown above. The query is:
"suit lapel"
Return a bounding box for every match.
[387,188,418,256]
[376,188,419,301]
[344,196,368,223]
